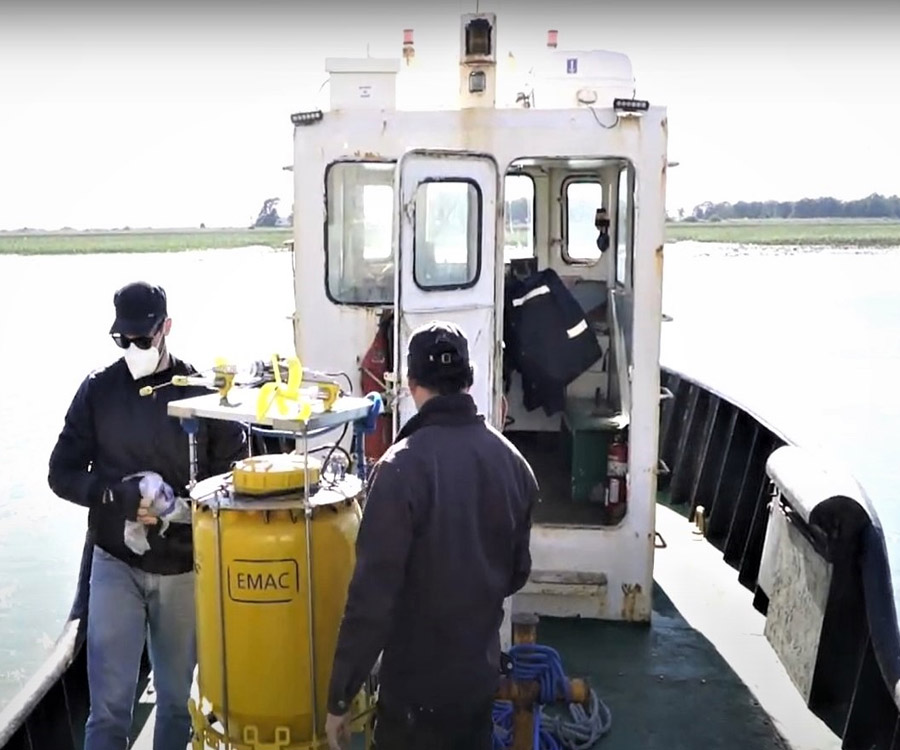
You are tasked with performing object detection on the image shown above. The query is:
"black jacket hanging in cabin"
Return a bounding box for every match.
[503,268,603,415]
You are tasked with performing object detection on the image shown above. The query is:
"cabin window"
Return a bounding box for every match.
[413,179,481,290]
[325,161,395,305]
[503,173,535,262]
[616,166,634,286]
[564,179,604,264]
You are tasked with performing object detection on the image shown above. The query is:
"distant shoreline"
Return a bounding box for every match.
[1,219,899,255]
[0,228,293,255]
[665,218,900,248]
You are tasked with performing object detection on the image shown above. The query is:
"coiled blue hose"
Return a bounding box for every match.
[492,644,612,750]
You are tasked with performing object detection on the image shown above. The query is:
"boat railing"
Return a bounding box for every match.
[659,363,900,748]
[0,620,83,748]
[0,426,289,749]
[0,531,93,750]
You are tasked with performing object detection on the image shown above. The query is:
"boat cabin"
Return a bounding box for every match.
[290,12,668,628]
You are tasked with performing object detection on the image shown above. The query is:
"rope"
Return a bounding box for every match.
[492,644,612,750]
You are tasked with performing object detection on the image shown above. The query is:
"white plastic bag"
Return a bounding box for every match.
[122,471,191,555]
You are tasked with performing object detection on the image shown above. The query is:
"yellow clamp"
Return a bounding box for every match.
[317,382,340,412]
[255,355,313,424]
[212,357,238,404]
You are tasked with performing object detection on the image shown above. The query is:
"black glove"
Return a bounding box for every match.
[102,477,143,521]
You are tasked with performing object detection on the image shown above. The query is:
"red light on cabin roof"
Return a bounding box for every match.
[547,29,558,48]
[403,29,414,45]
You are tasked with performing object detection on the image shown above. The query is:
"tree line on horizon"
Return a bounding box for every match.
[682,193,900,222]
[250,191,900,229]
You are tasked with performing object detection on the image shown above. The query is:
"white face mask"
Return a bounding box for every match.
[124,344,161,380]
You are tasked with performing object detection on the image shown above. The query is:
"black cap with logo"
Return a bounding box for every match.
[109,282,168,337]
[407,321,471,382]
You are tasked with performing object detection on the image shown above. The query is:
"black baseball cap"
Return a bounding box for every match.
[109,282,168,337]
[407,321,470,381]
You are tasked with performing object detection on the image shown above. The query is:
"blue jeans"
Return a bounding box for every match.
[84,545,196,750]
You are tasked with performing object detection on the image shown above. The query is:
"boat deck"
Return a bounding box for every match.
[133,504,839,750]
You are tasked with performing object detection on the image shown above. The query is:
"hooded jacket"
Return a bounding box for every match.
[327,392,538,716]
[48,355,247,575]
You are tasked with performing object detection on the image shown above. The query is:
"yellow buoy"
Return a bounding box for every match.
[189,469,364,749]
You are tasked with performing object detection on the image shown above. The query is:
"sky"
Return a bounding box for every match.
[0,0,898,230]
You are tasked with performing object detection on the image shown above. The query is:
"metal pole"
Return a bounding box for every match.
[511,613,538,750]
[353,427,367,481]
[512,612,539,645]
[214,500,231,744]
[183,418,200,490]
[303,425,319,740]
[497,613,591,750]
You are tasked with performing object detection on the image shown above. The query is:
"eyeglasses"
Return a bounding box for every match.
[111,321,163,350]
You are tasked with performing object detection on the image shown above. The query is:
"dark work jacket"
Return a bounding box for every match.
[327,393,538,715]
[48,355,247,575]
[504,268,602,415]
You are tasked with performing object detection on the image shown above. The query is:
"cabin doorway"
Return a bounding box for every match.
[500,157,635,529]
[387,151,637,530]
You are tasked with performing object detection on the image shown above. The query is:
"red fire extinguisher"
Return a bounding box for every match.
[359,314,394,463]
[606,434,628,522]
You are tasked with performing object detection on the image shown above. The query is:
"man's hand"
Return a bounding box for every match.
[325,712,351,750]
[137,496,158,526]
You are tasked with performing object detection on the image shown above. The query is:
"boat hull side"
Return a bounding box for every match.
[660,365,900,750]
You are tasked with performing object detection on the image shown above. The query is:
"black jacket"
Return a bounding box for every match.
[504,268,602,415]
[327,393,538,715]
[48,355,247,575]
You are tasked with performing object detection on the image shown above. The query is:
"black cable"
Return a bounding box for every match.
[309,443,352,467]
[315,423,350,486]
[325,371,354,395]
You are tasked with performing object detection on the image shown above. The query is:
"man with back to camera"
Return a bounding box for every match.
[48,281,247,750]
[325,320,539,750]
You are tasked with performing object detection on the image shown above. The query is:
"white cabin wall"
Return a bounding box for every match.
[291,107,666,621]
[533,171,552,269]
[292,132,399,425]
[628,115,668,620]
[603,165,620,288]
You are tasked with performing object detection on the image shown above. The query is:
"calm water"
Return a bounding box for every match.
[0,242,898,711]
[0,247,296,709]
[660,242,900,603]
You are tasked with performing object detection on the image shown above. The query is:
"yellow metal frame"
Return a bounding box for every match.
[190,477,373,750]
[179,354,370,750]
[139,355,342,416]
[189,692,375,749]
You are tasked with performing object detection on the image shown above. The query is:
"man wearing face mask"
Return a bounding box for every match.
[48,281,248,750]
